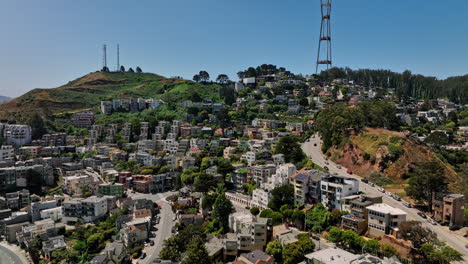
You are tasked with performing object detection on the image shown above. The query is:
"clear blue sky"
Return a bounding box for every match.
[0,0,467,97]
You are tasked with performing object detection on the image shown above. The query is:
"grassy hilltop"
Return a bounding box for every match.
[0,71,222,121]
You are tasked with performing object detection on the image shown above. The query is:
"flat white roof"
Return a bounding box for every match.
[366,203,406,215]
[305,248,359,264]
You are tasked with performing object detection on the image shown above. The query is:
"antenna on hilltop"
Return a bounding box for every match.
[316,0,332,74]
[103,44,107,69]
[117,44,120,72]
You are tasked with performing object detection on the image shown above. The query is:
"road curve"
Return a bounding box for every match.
[0,243,28,264]
[302,135,468,258]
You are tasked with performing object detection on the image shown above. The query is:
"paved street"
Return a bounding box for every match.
[127,191,176,264]
[302,135,468,257]
[0,243,28,264]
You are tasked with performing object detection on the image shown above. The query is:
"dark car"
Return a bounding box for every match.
[140,253,147,259]
[417,212,427,219]
[150,240,155,246]
[323,166,329,171]
[153,259,162,263]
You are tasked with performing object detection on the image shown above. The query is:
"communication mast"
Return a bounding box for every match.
[117,44,120,72]
[315,0,332,74]
[103,44,107,69]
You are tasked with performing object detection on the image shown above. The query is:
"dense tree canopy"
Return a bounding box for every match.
[274,135,306,164]
[316,101,400,151]
[405,162,448,210]
[319,67,468,104]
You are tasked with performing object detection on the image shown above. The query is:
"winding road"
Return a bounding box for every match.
[302,135,468,259]
[0,243,28,264]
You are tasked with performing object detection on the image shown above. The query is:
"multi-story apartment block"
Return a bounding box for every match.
[0,124,32,146]
[291,169,326,206]
[40,207,63,222]
[18,146,42,158]
[5,189,30,210]
[366,203,407,238]
[241,151,256,166]
[0,145,14,161]
[62,196,108,224]
[98,182,124,197]
[265,163,296,189]
[100,101,113,115]
[72,111,94,128]
[0,167,17,190]
[432,192,465,226]
[249,164,277,187]
[251,188,270,210]
[29,199,58,222]
[231,168,248,192]
[63,174,98,196]
[341,194,382,235]
[320,175,359,210]
[16,219,64,249]
[224,213,271,258]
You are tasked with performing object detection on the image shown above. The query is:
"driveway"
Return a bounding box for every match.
[302,135,468,258]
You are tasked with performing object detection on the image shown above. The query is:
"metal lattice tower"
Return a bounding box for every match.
[315,0,332,74]
[117,44,120,71]
[103,44,107,69]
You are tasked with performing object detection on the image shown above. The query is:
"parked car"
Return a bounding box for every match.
[392,195,401,201]
[417,212,427,219]
[385,191,392,196]
[311,235,320,240]
[336,165,342,169]
[377,187,385,193]
[150,240,155,246]
[325,161,330,165]
[361,179,369,183]
[368,182,375,187]
[140,253,147,259]
[333,172,339,175]
[427,218,437,225]
[346,170,353,174]
[324,166,329,171]
[402,202,411,208]
[153,259,162,263]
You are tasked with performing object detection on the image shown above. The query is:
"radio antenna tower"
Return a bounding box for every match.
[102,44,107,69]
[117,44,120,72]
[315,0,332,74]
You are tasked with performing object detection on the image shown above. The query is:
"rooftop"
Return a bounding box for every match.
[366,203,406,215]
[305,248,359,264]
[240,250,273,264]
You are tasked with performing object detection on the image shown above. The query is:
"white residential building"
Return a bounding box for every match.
[0,145,14,161]
[241,151,256,165]
[320,175,359,210]
[40,206,63,221]
[366,203,407,238]
[0,124,32,146]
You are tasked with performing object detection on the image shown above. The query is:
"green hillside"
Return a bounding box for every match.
[0,71,222,121]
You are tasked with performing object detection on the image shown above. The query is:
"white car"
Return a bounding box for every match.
[402,202,412,208]
[377,187,385,193]
[385,191,392,196]
[427,218,437,225]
